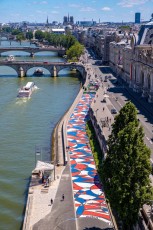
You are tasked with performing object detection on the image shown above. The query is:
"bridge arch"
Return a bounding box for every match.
[0,65,18,76]
[26,66,51,76]
[24,65,54,76]
[56,65,86,79]
[1,51,32,56]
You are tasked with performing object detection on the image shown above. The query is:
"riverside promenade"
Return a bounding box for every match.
[22,63,115,230]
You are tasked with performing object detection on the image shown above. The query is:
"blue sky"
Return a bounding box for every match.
[0,0,153,23]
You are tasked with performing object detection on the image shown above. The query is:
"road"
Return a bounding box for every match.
[83,48,153,161]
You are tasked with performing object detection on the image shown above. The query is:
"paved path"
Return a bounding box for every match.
[23,58,115,230]
[67,93,113,229]
[33,165,76,230]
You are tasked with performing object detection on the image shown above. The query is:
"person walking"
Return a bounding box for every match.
[62,194,64,201]
[51,198,53,205]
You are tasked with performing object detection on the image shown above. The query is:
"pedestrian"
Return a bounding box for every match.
[51,198,53,205]
[42,174,44,184]
[62,194,65,201]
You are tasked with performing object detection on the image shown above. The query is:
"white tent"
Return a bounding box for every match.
[32,160,54,173]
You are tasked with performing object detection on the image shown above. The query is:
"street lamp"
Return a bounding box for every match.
[51,160,56,181]
[35,145,42,166]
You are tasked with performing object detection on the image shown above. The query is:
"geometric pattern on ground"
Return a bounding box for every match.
[67,93,111,224]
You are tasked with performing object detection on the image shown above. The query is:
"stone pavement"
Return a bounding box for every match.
[23,165,64,230]
[23,62,116,230]
[32,165,77,230]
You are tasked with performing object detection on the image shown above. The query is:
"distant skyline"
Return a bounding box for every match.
[0,0,153,23]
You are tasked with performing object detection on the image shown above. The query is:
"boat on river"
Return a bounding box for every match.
[17,82,37,98]
[5,55,15,61]
[33,68,44,76]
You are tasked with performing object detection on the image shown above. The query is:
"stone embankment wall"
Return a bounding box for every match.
[22,67,86,230]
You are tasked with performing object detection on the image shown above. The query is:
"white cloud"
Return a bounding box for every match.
[36,10,46,14]
[80,7,96,12]
[51,10,59,14]
[40,1,48,4]
[118,0,148,7]
[101,7,111,11]
[69,4,81,8]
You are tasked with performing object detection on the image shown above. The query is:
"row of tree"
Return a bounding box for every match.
[34,31,84,61]
[5,28,84,61]
[101,102,152,229]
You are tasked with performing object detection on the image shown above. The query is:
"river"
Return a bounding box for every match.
[0,40,80,230]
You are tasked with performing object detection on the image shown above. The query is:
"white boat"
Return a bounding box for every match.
[17,82,37,98]
[5,55,15,61]
[33,68,44,76]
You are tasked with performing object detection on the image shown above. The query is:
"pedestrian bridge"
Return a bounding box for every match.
[0,60,86,78]
[0,47,65,56]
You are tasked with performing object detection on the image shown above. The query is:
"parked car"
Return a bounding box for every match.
[111,108,117,114]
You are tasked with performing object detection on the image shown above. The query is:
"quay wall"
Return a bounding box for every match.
[22,67,87,230]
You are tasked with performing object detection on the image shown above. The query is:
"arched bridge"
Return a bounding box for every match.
[0,60,86,78]
[0,47,65,56]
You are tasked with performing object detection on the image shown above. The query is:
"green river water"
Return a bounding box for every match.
[0,40,80,230]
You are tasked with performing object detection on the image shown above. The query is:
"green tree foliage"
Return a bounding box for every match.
[2,27,12,33]
[102,102,152,228]
[35,30,45,41]
[33,30,83,60]
[12,29,22,35]
[66,42,84,61]
[26,31,33,40]
[16,33,25,41]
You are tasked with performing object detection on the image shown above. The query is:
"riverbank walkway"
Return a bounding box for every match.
[67,92,113,229]
[23,63,115,230]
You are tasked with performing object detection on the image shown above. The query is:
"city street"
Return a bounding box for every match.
[85,49,153,161]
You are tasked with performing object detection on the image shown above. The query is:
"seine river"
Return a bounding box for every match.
[0,40,80,230]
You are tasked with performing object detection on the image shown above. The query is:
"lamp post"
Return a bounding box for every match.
[51,160,56,181]
[35,145,42,166]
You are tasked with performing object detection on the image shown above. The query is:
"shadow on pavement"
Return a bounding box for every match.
[83,227,114,230]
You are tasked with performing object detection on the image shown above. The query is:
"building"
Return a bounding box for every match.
[63,16,68,25]
[63,14,74,25]
[51,28,65,34]
[135,12,141,24]
[109,18,153,102]
[70,16,74,25]
[76,21,96,27]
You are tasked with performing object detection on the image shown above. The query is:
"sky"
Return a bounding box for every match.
[0,0,153,23]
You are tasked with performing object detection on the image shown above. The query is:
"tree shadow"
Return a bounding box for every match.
[83,228,114,230]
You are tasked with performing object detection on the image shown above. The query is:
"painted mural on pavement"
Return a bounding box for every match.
[67,93,111,224]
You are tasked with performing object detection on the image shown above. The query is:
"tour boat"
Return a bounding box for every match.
[33,68,44,76]
[17,82,37,98]
[5,55,15,61]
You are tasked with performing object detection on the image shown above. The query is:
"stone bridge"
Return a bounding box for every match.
[0,47,65,57]
[0,60,86,78]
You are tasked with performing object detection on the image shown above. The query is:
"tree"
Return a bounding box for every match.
[16,33,25,45]
[66,42,84,61]
[102,102,152,229]
[26,31,33,40]
[12,29,22,35]
[2,27,12,33]
[35,30,45,41]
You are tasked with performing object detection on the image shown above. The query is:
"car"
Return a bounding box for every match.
[104,76,108,82]
[43,61,48,64]
[111,108,117,114]
[112,79,118,84]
